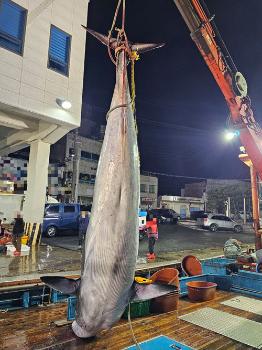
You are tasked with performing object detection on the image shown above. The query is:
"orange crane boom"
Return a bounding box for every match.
[174,0,262,249]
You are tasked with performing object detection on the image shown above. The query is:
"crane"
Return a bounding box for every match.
[173,0,262,250]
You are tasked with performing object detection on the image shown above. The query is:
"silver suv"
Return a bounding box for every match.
[198,214,243,233]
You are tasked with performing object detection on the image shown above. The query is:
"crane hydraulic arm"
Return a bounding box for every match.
[174,0,262,249]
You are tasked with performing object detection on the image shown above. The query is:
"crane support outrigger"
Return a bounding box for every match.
[173,0,262,250]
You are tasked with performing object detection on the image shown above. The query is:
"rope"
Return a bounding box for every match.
[106,103,131,120]
[107,0,127,65]
[107,0,122,65]
[127,303,142,350]
[130,51,140,133]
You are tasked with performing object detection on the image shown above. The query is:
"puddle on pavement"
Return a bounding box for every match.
[0,243,81,280]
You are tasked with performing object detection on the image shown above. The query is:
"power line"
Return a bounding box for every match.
[82,103,216,133]
[142,170,251,182]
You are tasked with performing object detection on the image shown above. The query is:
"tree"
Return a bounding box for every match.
[207,183,251,214]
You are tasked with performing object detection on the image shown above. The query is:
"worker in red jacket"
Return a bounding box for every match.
[146,214,158,260]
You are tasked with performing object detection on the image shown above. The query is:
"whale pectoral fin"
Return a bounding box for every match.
[131,282,177,302]
[40,276,81,295]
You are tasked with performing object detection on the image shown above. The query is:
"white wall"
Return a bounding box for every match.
[0,194,24,222]
[140,175,158,208]
[0,0,89,129]
[159,196,204,218]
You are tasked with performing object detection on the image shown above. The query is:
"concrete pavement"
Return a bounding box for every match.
[42,222,255,253]
[0,223,255,281]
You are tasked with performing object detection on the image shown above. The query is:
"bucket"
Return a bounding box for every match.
[150,291,179,313]
[21,235,28,245]
[150,268,180,314]
[186,281,217,302]
[150,268,180,288]
[182,255,203,276]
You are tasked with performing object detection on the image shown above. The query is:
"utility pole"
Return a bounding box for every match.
[203,191,207,212]
[243,197,247,224]
[71,129,81,203]
[226,197,231,217]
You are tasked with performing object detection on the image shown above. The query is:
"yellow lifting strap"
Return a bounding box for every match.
[130,51,140,133]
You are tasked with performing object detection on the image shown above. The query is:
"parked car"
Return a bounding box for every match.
[149,208,180,224]
[198,214,243,233]
[43,203,82,237]
[190,210,208,221]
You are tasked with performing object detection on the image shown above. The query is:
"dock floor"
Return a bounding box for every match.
[1,290,260,350]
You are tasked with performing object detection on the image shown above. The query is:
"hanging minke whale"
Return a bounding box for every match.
[40,26,175,338]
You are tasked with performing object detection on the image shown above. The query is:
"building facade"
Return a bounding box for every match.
[0,0,89,224]
[0,133,159,207]
[184,179,251,214]
[140,174,158,209]
[184,179,250,198]
[158,195,204,219]
[49,132,102,203]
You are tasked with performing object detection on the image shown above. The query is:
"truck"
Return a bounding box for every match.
[43,203,91,237]
[44,207,148,239]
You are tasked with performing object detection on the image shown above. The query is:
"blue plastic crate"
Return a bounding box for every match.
[67,296,77,321]
[126,335,194,350]
[231,270,262,297]
[207,275,233,291]
[202,258,236,275]
[51,290,69,303]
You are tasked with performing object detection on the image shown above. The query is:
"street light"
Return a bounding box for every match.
[224,129,240,141]
[56,98,72,110]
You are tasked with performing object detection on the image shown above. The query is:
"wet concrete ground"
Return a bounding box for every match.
[0,223,254,281]
[42,223,254,254]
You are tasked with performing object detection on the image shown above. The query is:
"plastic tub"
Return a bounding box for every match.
[186,281,217,301]
[150,268,180,288]
[150,291,179,314]
[182,255,203,276]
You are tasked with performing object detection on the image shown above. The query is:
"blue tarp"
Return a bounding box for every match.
[126,335,194,350]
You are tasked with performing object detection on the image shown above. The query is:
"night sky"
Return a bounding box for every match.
[81,0,262,195]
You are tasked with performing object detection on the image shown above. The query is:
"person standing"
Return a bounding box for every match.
[12,213,25,256]
[78,211,90,247]
[0,219,3,236]
[146,215,158,260]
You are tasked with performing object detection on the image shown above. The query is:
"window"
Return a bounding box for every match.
[64,205,75,213]
[140,184,147,193]
[149,185,155,194]
[92,153,99,161]
[46,205,59,214]
[0,0,27,55]
[81,151,100,162]
[79,173,90,183]
[212,215,223,220]
[81,151,92,160]
[48,25,71,76]
[79,173,95,184]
